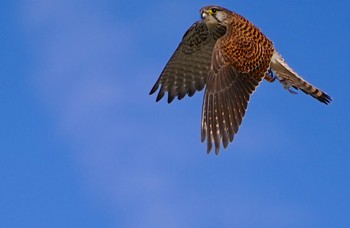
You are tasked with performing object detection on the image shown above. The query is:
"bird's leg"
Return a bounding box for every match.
[288,86,298,94]
[265,69,297,94]
[279,79,298,95]
[264,69,276,83]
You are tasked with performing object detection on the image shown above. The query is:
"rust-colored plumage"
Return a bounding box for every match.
[150,6,332,154]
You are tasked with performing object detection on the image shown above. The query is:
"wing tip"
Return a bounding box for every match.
[149,83,159,95]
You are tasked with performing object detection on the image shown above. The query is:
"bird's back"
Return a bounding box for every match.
[216,12,274,80]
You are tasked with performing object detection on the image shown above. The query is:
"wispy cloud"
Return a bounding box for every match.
[18,0,188,226]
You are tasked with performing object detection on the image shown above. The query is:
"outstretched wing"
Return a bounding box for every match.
[149,21,226,103]
[201,34,273,154]
[201,63,261,154]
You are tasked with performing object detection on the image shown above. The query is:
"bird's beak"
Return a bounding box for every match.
[201,10,209,19]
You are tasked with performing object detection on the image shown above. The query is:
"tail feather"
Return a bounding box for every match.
[270,50,332,104]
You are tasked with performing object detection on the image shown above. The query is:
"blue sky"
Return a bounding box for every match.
[1,0,350,227]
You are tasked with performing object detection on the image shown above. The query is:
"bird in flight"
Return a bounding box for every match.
[149,5,331,154]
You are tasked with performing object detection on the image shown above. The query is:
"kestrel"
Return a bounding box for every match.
[150,5,332,154]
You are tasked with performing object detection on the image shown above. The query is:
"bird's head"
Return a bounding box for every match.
[200,6,231,25]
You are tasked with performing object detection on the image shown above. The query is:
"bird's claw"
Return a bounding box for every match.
[265,69,276,82]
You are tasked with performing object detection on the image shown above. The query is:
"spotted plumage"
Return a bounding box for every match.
[150,5,332,154]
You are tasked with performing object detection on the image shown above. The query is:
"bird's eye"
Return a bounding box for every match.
[210,8,218,14]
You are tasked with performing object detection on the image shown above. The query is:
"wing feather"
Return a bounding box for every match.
[201,49,263,154]
[150,21,226,103]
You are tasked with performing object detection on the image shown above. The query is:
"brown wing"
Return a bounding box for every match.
[149,21,226,103]
[201,61,261,154]
[201,30,273,154]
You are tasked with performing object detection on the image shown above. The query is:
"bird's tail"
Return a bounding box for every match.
[269,50,331,104]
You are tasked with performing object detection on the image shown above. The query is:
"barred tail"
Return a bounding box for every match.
[270,50,332,104]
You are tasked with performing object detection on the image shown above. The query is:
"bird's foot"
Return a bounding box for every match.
[265,69,276,82]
